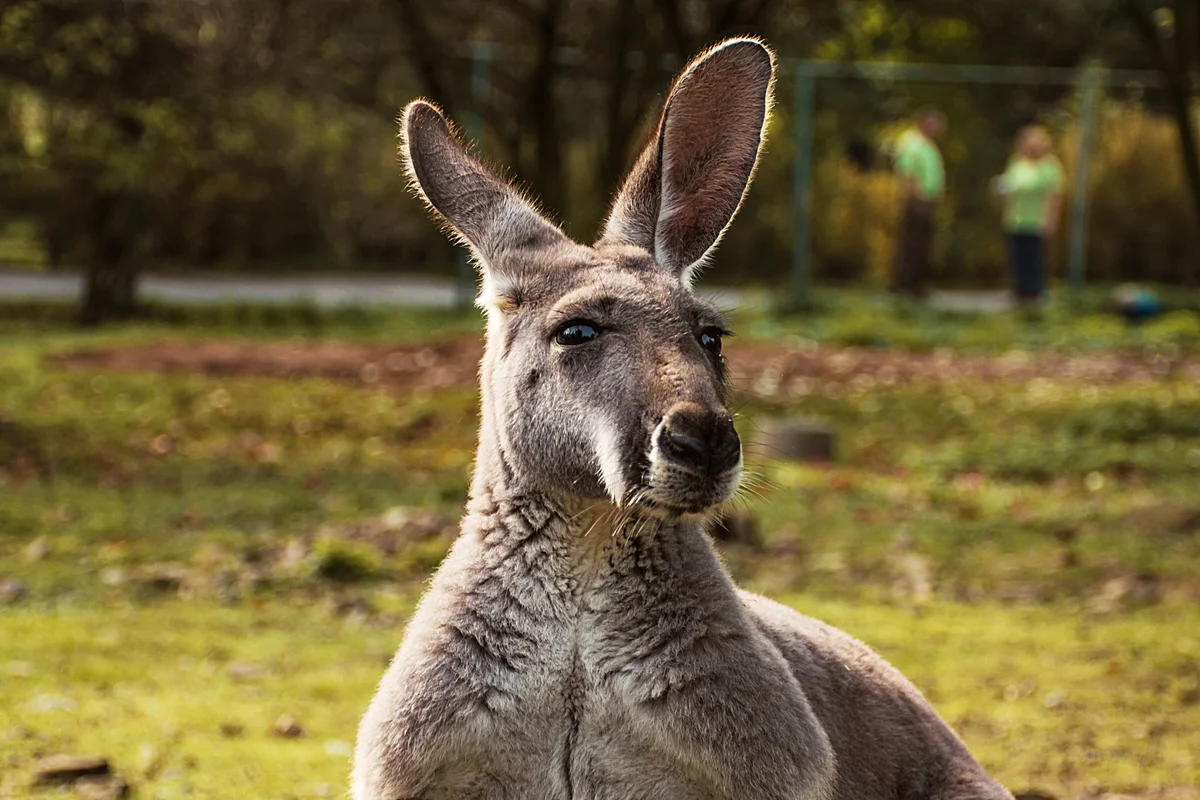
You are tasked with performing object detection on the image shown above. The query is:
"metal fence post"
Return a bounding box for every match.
[790,61,816,309]
[456,44,493,308]
[1067,68,1099,299]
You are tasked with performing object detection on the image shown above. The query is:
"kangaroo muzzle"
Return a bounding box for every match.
[659,403,741,477]
[647,402,742,511]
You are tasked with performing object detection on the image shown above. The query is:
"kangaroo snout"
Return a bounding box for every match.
[658,403,741,477]
[646,402,742,512]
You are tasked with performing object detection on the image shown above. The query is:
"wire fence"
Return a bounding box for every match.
[447,44,1168,306]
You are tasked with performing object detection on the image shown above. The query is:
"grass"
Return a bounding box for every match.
[746,288,1200,354]
[1,602,396,799]
[1,302,1199,798]
[4,600,1194,798]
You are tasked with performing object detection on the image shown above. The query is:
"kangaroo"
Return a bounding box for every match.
[353,38,1014,800]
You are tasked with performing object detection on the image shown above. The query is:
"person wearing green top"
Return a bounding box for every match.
[993,125,1064,303]
[891,107,946,296]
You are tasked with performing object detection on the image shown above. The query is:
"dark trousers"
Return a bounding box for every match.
[1009,232,1045,299]
[891,199,935,296]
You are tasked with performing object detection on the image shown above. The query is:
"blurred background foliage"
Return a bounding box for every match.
[0,0,1198,321]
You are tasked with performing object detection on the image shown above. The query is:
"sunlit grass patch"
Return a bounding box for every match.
[1,598,1196,798]
[734,292,1200,356]
[0,600,401,799]
[781,598,1200,797]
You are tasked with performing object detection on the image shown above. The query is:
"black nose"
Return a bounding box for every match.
[660,404,741,475]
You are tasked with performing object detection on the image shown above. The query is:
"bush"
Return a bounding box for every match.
[824,304,938,350]
[1058,103,1199,285]
[739,100,1200,289]
[312,537,382,583]
[812,159,900,285]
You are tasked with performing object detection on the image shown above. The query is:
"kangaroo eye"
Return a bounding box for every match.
[555,321,601,346]
[698,328,723,357]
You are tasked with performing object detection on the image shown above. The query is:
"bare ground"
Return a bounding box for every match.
[53,338,1200,392]
[53,338,483,394]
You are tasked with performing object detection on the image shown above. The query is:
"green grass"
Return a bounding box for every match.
[1,602,398,799]
[3,599,1195,798]
[2,306,1199,798]
[0,300,484,343]
[744,290,1200,354]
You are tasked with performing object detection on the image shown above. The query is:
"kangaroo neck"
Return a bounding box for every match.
[464,466,707,582]
[466,480,699,545]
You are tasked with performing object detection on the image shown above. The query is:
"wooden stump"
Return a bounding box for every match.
[33,756,111,785]
[752,417,836,463]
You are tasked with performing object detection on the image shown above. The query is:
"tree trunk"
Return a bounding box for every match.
[80,263,139,326]
[1163,72,1200,284]
[654,0,692,56]
[393,0,460,118]
[78,192,140,326]
[528,0,565,218]
[1173,0,1200,284]
[1126,0,1200,284]
[595,0,640,232]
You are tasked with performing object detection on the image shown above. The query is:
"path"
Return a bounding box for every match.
[0,269,1012,313]
[0,270,460,308]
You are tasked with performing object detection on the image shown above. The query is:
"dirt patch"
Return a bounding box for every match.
[53,338,484,394]
[53,338,1200,394]
[729,344,1200,395]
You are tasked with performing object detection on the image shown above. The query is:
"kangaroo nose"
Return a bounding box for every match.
[664,429,707,464]
[659,404,741,474]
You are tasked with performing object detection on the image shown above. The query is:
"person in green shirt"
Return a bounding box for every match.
[993,125,1064,304]
[891,107,946,297]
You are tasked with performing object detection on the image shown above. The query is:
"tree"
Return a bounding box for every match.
[381,0,801,236]
[0,0,190,323]
[1121,0,1200,283]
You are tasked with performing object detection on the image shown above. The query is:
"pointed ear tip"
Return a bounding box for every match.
[402,99,434,119]
[401,100,451,134]
[712,37,775,67]
[683,38,774,94]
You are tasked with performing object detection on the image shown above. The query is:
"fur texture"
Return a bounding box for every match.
[353,38,1013,800]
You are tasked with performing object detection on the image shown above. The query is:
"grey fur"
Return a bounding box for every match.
[354,38,1013,800]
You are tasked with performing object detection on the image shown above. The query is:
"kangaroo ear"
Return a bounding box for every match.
[401,100,567,281]
[597,38,775,286]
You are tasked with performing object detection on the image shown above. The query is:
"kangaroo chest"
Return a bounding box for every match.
[372,513,829,800]
[419,531,730,799]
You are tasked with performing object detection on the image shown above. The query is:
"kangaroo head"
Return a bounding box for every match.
[401,39,774,515]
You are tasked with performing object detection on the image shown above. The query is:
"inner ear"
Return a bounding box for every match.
[597,39,775,284]
[656,43,773,270]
